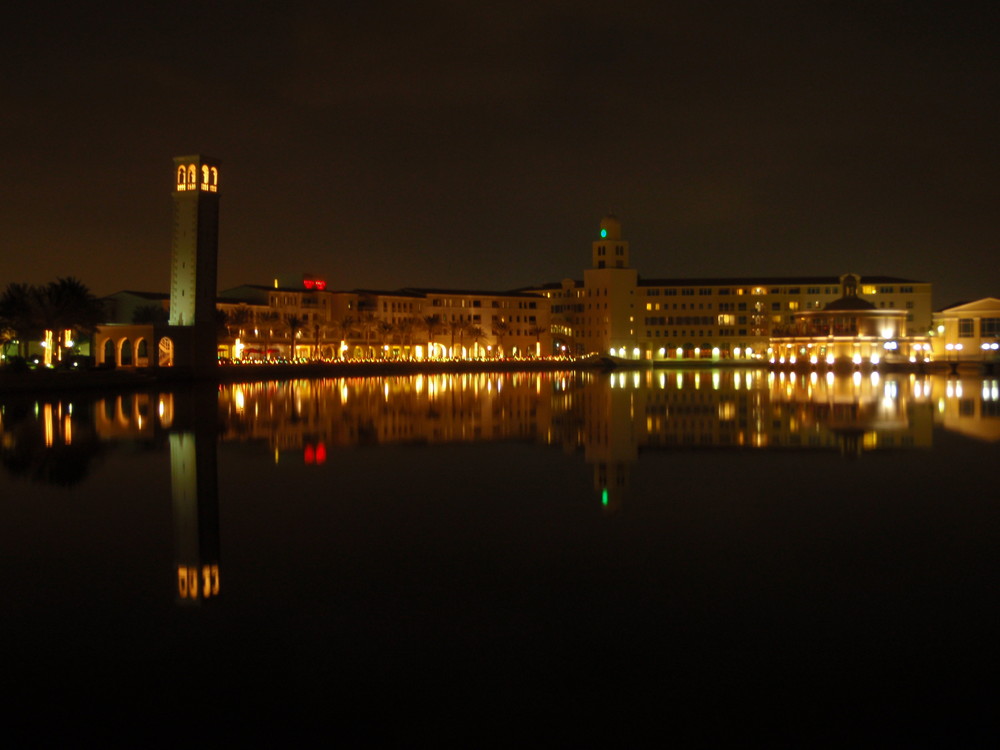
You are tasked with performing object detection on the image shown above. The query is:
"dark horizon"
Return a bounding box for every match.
[4,2,998,309]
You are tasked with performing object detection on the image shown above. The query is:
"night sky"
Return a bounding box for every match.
[4,1,998,307]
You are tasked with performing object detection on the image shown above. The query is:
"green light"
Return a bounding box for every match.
[600,228,607,238]
[602,488,609,506]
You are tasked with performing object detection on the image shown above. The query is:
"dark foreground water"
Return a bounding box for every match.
[1,370,998,744]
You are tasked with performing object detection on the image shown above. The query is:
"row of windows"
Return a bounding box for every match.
[644,330,750,339]
[644,316,714,325]
[645,286,846,297]
[648,302,749,311]
[439,313,538,324]
[429,298,539,309]
[960,318,1000,337]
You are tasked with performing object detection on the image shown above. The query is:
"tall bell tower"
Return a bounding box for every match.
[583,214,638,357]
[167,155,221,372]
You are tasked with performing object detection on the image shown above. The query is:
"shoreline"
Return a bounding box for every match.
[1,356,992,395]
[0,357,607,394]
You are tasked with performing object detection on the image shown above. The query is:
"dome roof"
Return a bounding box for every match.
[824,295,876,311]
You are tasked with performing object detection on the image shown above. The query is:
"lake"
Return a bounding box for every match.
[1,368,998,743]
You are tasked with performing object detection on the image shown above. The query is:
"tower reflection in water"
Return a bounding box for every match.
[168,384,221,605]
[85,386,222,605]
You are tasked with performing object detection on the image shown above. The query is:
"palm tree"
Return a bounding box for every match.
[257,310,281,359]
[45,278,104,343]
[358,312,378,357]
[447,318,469,358]
[284,314,306,359]
[225,306,254,339]
[330,316,355,359]
[0,283,39,358]
[528,324,547,357]
[395,317,416,357]
[492,319,511,358]
[0,320,15,359]
[310,322,326,359]
[466,325,487,358]
[421,314,443,357]
[376,320,395,358]
[0,278,103,361]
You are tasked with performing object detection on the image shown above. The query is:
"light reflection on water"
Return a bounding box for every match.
[6,369,995,477]
[1,369,999,741]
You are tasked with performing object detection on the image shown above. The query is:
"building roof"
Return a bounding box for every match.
[935,297,1000,314]
[219,283,350,295]
[398,287,546,298]
[823,295,877,311]
[515,280,583,291]
[637,275,924,287]
[353,288,427,299]
[104,290,169,300]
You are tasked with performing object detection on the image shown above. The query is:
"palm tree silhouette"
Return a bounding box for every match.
[284,314,306,359]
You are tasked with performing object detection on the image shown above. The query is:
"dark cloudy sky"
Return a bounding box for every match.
[4,0,998,307]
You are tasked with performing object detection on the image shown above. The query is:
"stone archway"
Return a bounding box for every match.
[158,336,174,367]
[102,338,115,366]
[119,338,133,366]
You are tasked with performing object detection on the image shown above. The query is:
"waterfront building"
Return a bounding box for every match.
[930,298,1000,365]
[80,162,936,368]
[396,287,549,359]
[769,273,932,367]
[218,280,357,359]
[581,214,639,358]
[531,215,933,362]
[215,282,550,360]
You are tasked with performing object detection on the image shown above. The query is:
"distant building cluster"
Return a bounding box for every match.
[96,210,1000,369]
[32,157,1000,370]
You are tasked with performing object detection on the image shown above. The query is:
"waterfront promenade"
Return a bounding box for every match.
[0,356,604,393]
[2,353,991,394]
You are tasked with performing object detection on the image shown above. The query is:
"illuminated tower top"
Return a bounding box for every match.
[592,214,629,269]
[174,155,220,195]
[169,155,221,328]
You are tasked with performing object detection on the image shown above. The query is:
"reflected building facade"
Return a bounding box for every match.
[4,370,995,520]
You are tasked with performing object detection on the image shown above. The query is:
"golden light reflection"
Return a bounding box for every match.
[43,404,54,447]
[177,565,220,600]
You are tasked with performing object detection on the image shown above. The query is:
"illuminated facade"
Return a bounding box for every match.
[769,273,932,367]
[215,282,551,360]
[931,298,1000,365]
[532,216,933,361]
[85,183,942,367]
[210,214,933,364]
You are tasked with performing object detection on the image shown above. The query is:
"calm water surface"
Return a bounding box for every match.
[1,369,998,743]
